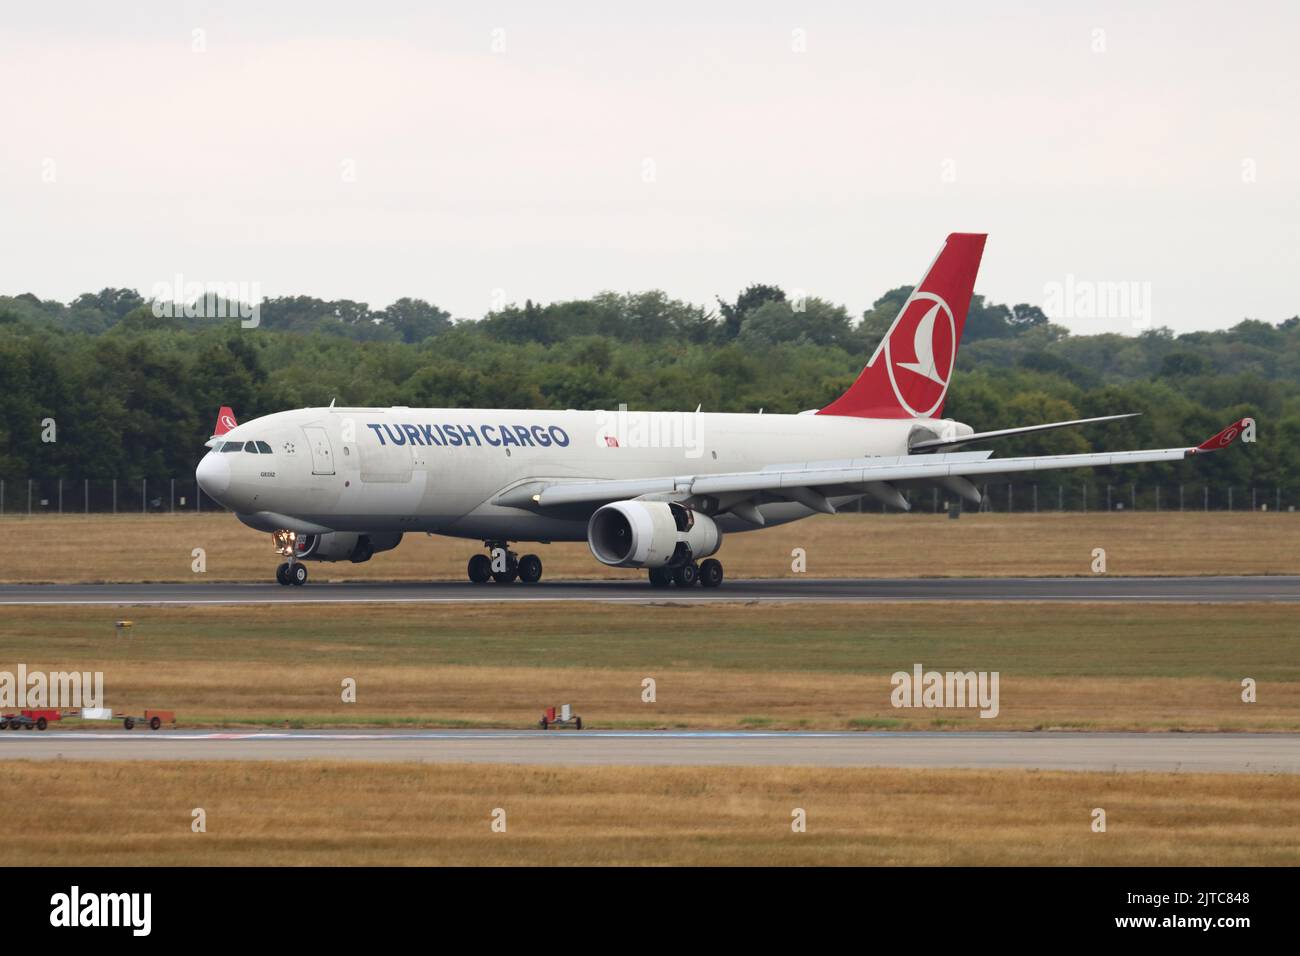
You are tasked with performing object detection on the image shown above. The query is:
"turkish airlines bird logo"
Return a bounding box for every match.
[213,406,239,437]
[884,292,956,418]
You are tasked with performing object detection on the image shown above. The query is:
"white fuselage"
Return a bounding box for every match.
[196,406,966,541]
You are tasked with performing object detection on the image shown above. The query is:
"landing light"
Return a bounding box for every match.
[271,529,297,557]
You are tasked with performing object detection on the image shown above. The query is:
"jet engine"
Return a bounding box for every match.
[294,532,403,563]
[587,501,721,568]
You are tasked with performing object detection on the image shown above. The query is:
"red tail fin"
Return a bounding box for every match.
[212,406,238,437]
[818,233,987,419]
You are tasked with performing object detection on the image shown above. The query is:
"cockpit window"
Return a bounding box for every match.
[256,441,273,454]
[244,443,260,454]
[220,441,244,453]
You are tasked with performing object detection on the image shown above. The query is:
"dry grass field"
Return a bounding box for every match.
[0,512,1295,583]
[2,761,1296,865]
[4,530,1295,868]
[4,602,1296,731]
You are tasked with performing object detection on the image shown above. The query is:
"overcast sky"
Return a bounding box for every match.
[1,1,1296,334]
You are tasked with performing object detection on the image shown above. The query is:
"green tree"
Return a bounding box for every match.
[379,297,452,344]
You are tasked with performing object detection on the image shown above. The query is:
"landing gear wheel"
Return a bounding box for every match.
[518,554,543,584]
[673,562,699,587]
[467,554,492,583]
[276,563,291,586]
[290,563,309,586]
[648,567,671,588]
[491,554,519,584]
[699,558,724,588]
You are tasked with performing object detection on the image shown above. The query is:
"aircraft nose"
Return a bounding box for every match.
[196,453,231,499]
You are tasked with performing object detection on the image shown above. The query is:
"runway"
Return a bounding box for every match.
[1,729,1296,773]
[1,575,1296,605]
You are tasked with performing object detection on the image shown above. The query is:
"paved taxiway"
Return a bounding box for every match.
[1,730,1296,773]
[1,575,1296,605]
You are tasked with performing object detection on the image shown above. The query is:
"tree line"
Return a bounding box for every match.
[0,283,1296,499]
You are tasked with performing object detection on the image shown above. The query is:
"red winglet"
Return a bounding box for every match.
[1193,417,1252,453]
[212,406,239,437]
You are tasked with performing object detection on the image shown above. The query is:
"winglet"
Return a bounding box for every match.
[1191,418,1252,454]
[212,406,239,438]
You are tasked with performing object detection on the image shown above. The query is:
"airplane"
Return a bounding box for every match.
[194,233,1249,587]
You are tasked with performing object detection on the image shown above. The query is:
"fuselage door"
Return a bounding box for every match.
[303,425,335,475]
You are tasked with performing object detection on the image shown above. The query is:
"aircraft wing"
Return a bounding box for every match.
[523,418,1251,515]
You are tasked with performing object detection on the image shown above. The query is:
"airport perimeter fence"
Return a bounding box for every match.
[0,478,223,515]
[0,478,1296,516]
[850,481,1300,515]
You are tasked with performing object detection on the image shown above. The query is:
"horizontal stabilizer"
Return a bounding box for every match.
[909,413,1140,452]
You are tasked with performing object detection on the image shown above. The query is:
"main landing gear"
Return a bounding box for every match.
[467,542,544,584]
[648,557,724,589]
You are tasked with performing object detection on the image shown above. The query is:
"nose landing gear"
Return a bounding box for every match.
[466,542,544,584]
[272,529,309,586]
[276,561,309,586]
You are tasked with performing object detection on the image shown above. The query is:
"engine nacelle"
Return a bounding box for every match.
[294,532,403,563]
[587,501,721,569]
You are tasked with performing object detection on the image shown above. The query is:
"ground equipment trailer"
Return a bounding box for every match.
[0,709,64,730]
[538,704,583,730]
[119,709,175,731]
